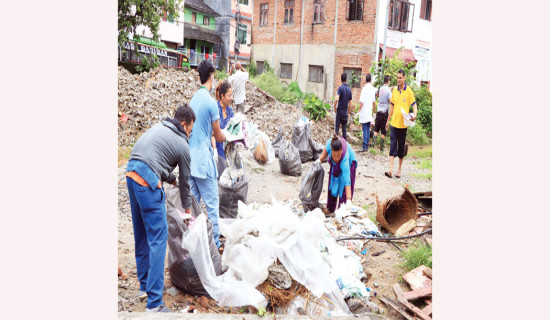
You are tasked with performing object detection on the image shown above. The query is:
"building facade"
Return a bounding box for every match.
[134,2,186,49]
[204,0,254,71]
[251,0,378,102]
[375,0,432,88]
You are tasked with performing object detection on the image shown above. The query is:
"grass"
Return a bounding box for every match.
[408,145,432,158]
[400,240,432,272]
[412,172,432,180]
[414,158,432,170]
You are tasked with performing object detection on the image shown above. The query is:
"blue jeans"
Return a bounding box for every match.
[362,122,371,151]
[190,175,221,248]
[126,177,167,309]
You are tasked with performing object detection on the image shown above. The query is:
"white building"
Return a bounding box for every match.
[375,0,432,88]
[134,4,186,49]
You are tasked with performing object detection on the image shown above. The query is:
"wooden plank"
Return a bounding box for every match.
[422,302,433,317]
[379,295,415,320]
[393,283,432,320]
[403,286,432,300]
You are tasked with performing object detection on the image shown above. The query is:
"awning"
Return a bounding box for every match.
[133,36,167,49]
[380,44,416,63]
[184,22,223,44]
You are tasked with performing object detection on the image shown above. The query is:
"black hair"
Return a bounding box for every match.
[384,75,390,83]
[397,69,405,76]
[331,134,342,151]
[217,81,231,100]
[341,72,347,83]
[174,103,196,124]
[365,73,371,83]
[198,59,215,84]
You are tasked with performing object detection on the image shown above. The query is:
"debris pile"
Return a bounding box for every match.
[118,66,335,148]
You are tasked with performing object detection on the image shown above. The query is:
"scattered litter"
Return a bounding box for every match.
[167,286,179,297]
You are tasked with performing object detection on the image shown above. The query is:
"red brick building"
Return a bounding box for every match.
[251,0,380,102]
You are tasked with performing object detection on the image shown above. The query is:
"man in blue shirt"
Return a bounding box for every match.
[189,59,226,249]
[333,72,353,140]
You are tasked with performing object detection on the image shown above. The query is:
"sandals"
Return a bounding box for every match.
[384,171,392,178]
[395,173,401,179]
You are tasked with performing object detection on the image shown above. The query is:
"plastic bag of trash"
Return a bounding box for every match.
[271,127,284,158]
[182,214,268,308]
[216,155,227,181]
[253,137,268,164]
[299,162,325,212]
[218,168,248,219]
[165,186,222,297]
[278,141,302,176]
[292,119,314,163]
[309,136,324,161]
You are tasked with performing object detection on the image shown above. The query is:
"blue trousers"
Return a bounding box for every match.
[361,122,371,151]
[190,175,221,248]
[126,177,167,309]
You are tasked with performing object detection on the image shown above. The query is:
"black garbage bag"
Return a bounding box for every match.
[216,155,227,181]
[292,122,314,163]
[299,162,325,212]
[309,136,325,161]
[278,141,302,176]
[272,127,284,158]
[218,171,248,219]
[165,186,222,297]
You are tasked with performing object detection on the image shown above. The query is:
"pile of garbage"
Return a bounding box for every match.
[118,66,336,148]
[174,195,385,317]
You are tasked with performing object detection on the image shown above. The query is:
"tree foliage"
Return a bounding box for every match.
[118,0,183,45]
[370,47,417,87]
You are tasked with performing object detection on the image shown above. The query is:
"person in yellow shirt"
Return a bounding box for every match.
[384,69,417,178]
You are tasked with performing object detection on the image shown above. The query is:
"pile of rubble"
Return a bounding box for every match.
[118,66,336,148]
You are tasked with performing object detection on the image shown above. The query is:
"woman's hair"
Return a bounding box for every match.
[216,81,231,100]
[331,134,342,151]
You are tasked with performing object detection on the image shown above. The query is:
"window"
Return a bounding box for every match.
[420,0,432,21]
[346,0,364,21]
[237,23,247,45]
[192,12,196,24]
[238,0,249,5]
[313,0,325,24]
[203,16,210,26]
[343,68,362,88]
[389,0,415,32]
[280,63,292,79]
[308,65,324,83]
[284,1,294,24]
[256,61,264,75]
[168,12,174,23]
[260,3,268,26]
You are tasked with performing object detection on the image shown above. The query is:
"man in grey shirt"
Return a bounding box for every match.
[125,104,195,313]
[371,75,392,151]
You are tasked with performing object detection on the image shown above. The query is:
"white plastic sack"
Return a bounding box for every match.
[181,214,267,308]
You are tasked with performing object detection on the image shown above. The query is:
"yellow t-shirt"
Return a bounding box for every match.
[390,84,416,129]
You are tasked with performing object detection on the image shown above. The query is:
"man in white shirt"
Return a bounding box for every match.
[228,61,249,113]
[357,73,377,152]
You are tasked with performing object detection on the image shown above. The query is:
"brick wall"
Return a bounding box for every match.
[333,51,374,103]
[336,0,377,45]
[302,0,336,44]
[252,0,276,44]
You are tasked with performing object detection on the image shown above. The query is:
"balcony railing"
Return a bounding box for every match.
[180,48,219,68]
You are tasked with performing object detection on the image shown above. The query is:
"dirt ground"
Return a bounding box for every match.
[117,135,432,318]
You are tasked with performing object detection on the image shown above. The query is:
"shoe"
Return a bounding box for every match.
[358,149,367,153]
[138,291,147,301]
[384,171,392,178]
[146,304,173,313]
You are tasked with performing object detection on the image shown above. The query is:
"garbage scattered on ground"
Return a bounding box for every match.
[403,265,432,291]
[376,187,418,234]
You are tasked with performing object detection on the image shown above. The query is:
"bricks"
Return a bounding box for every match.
[253,0,377,102]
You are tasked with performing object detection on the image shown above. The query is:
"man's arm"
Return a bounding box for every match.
[386,103,394,131]
[178,150,192,214]
[348,99,354,116]
[212,120,226,143]
[333,95,339,113]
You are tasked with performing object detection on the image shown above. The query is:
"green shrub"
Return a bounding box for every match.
[247,60,257,78]
[215,69,228,81]
[406,122,430,146]
[135,54,160,73]
[400,241,432,272]
[303,95,331,121]
[250,69,287,101]
[413,84,432,135]
[281,81,304,104]
[370,47,417,87]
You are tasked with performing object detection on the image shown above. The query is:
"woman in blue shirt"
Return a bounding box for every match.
[316,135,358,213]
[214,81,234,159]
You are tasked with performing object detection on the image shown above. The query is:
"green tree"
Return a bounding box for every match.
[118,0,183,45]
[370,47,417,87]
